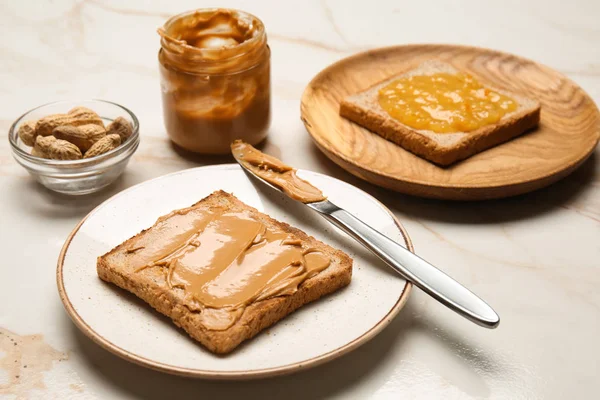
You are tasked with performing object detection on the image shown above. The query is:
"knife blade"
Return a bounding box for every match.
[232,141,500,329]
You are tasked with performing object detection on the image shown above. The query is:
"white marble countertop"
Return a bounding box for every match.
[1,0,599,399]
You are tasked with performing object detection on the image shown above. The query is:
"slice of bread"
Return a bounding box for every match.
[340,60,541,166]
[97,190,352,354]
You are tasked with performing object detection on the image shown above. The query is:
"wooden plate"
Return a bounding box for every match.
[57,165,412,379]
[301,44,600,200]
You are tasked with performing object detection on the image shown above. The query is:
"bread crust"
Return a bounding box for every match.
[339,60,541,166]
[97,191,352,354]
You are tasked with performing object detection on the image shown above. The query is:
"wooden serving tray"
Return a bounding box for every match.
[301,44,599,200]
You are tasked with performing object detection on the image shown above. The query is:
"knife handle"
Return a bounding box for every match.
[312,202,500,328]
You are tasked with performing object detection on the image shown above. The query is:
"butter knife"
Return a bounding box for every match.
[232,143,500,328]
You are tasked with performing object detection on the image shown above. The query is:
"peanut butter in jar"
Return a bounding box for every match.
[158,9,271,154]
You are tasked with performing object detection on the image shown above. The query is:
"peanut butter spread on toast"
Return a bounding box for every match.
[128,206,330,330]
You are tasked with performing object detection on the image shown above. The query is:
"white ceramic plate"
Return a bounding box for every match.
[57,164,412,379]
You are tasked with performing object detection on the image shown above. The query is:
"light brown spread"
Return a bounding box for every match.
[128,206,330,330]
[159,9,258,51]
[158,9,270,154]
[231,140,327,203]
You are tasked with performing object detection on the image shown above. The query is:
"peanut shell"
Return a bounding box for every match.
[36,110,104,137]
[50,139,82,160]
[84,134,121,159]
[53,124,106,152]
[106,117,133,142]
[68,106,98,116]
[17,120,37,146]
[32,135,56,159]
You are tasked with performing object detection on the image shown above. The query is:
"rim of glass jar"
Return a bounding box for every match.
[159,8,267,69]
[9,99,140,168]
[159,45,270,77]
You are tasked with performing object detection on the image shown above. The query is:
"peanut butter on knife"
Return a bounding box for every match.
[231,140,327,203]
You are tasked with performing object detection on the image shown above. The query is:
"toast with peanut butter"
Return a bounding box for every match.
[97,191,352,354]
[340,60,541,166]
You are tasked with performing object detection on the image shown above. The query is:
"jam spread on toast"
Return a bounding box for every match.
[127,207,330,330]
[231,140,327,203]
[378,72,518,133]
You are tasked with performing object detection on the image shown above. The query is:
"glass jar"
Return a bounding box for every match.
[158,9,271,154]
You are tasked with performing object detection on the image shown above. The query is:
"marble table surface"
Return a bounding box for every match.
[1,0,599,399]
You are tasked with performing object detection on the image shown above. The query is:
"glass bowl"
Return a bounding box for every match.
[9,100,140,195]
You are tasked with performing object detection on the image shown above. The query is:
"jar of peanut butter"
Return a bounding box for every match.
[158,9,271,154]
